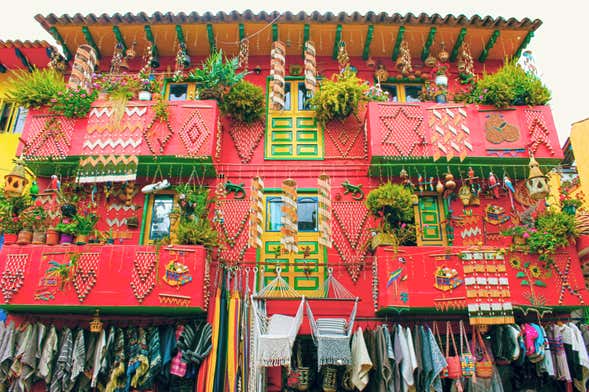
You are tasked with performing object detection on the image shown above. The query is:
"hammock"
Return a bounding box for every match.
[250,295,305,369]
[306,297,359,369]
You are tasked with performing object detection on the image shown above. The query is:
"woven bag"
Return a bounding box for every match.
[459,320,475,377]
[472,327,494,379]
[445,321,463,379]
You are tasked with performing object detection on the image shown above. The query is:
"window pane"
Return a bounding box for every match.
[149,195,174,240]
[381,85,398,102]
[266,197,283,231]
[169,83,188,101]
[404,85,422,102]
[298,197,318,232]
[297,82,312,110]
[0,104,12,133]
[12,107,28,134]
[282,83,291,111]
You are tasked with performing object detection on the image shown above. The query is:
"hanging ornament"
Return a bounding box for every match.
[281,179,298,254]
[89,310,103,333]
[304,40,317,93]
[438,41,449,63]
[337,41,350,70]
[526,154,550,200]
[67,44,97,92]
[110,42,124,74]
[139,43,154,76]
[488,172,500,199]
[238,38,249,70]
[457,43,474,76]
[458,185,472,206]
[444,173,457,191]
[374,64,389,83]
[424,52,437,68]
[213,179,227,224]
[436,179,445,194]
[249,176,264,248]
[269,41,287,110]
[396,40,413,75]
[47,47,67,74]
[4,159,29,197]
[174,43,189,80]
[318,174,332,248]
[503,174,516,210]
[125,41,137,59]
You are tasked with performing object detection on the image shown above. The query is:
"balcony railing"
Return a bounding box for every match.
[0,244,208,314]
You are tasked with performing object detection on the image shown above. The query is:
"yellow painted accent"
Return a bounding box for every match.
[266,80,323,159]
[258,194,325,297]
[381,82,423,102]
[413,194,448,246]
[0,133,21,180]
[165,81,198,100]
[142,191,178,244]
[570,119,589,210]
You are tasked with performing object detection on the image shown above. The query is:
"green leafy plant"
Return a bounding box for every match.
[55,222,77,235]
[176,217,218,248]
[5,68,66,108]
[47,252,79,290]
[20,201,48,231]
[523,211,577,266]
[73,213,98,235]
[0,193,30,233]
[190,49,246,101]
[175,184,209,220]
[50,87,97,118]
[153,98,169,121]
[221,81,265,123]
[468,59,551,108]
[309,67,369,124]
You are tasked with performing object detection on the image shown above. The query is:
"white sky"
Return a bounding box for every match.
[0,0,584,144]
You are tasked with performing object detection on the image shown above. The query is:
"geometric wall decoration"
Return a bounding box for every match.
[215,199,250,263]
[177,109,211,157]
[324,113,367,159]
[72,252,100,303]
[377,105,429,157]
[427,106,472,161]
[130,251,158,303]
[525,108,555,155]
[21,115,75,159]
[1,254,29,303]
[228,121,264,163]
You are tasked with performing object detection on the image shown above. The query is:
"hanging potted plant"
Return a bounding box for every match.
[73,213,98,245]
[189,49,246,102]
[221,81,265,124]
[560,189,584,216]
[366,182,416,249]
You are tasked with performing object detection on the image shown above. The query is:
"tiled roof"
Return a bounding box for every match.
[0,40,51,49]
[35,10,542,31]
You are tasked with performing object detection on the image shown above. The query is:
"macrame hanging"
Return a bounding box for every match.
[281,179,298,254]
[110,43,124,74]
[337,41,350,70]
[317,174,332,248]
[256,267,300,299]
[323,268,355,299]
[238,38,249,71]
[248,176,264,248]
[269,41,286,110]
[304,41,317,93]
[396,40,413,75]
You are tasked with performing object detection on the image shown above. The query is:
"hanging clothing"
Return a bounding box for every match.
[170,325,187,377]
[425,325,447,392]
[550,324,572,382]
[569,323,589,392]
[351,327,372,391]
[50,327,74,392]
[138,326,161,389]
[540,325,555,378]
[404,327,418,390]
[77,331,98,392]
[91,328,107,388]
[413,325,423,392]
[132,327,150,388]
[9,323,35,392]
[158,324,176,385]
[419,326,433,391]
[69,328,86,391]
[37,325,58,385]
[104,327,126,392]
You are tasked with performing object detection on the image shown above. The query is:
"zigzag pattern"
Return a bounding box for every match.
[106,218,127,227]
[83,138,142,150]
[107,204,136,212]
[79,155,138,168]
[461,227,482,239]
[87,122,145,134]
[89,107,113,118]
[89,106,147,118]
[125,107,148,117]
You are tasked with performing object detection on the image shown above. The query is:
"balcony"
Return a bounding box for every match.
[17,99,220,177]
[374,246,589,315]
[0,244,208,315]
[366,102,562,173]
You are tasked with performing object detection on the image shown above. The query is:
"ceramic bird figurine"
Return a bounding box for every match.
[29,181,39,199]
[488,172,499,198]
[428,177,435,192]
[417,174,424,192]
[503,175,515,194]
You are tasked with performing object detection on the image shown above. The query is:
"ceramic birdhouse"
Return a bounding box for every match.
[526,155,549,200]
[4,160,29,197]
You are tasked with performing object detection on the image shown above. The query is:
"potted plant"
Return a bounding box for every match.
[501,225,531,246]
[175,217,219,248]
[435,66,448,87]
[55,221,76,245]
[25,201,49,244]
[221,81,265,123]
[366,182,416,248]
[138,72,160,101]
[73,213,98,245]
[50,87,97,118]
[189,49,246,102]
[560,189,584,216]
[2,215,22,245]
[5,68,66,109]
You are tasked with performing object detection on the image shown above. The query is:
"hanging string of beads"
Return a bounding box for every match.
[280,179,298,254]
[317,174,332,248]
[269,41,286,110]
[110,42,124,74]
[304,40,317,93]
[396,40,413,75]
[174,43,190,80]
[212,179,226,224]
[457,43,475,77]
[238,38,249,71]
[248,176,264,248]
[139,43,154,76]
[337,41,350,70]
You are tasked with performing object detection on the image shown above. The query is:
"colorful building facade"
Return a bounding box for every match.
[0,10,587,391]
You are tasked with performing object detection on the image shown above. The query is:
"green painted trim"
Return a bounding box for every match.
[14,48,32,72]
[144,25,158,63]
[272,24,279,42]
[362,25,374,60]
[421,27,437,62]
[478,30,500,63]
[48,27,72,61]
[0,304,205,316]
[332,24,342,60]
[206,24,216,53]
[139,194,149,245]
[82,26,101,60]
[175,25,186,46]
[112,26,127,54]
[239,23,245,41]
[302,24,310,59]
[449,28,467,62]
[514,31,534,59]
[391,26,405,61]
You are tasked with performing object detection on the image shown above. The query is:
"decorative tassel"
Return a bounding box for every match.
[239,38,249,71]
[248,177,264,248]
[317,174,332,248]
[281,179,298,254]
[213,180,226,224]
[304,41,317,93]
[269,41,286,110]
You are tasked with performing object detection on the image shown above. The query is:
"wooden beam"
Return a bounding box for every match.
[272,24,279,42]
[144,25,159,67]
[206,24,216,53]
[14,48,32,72]
[514,31,534,59]
[81,26,101,59]
[239,23,245,41]
[362,25,374,60]
[478,30,500,63]
[449,28,467,62]
[392,26,405,61]
[112,26,127,54]
[332,24,342,59]
[48,27,72,61]
[302,24,310,59]
[175,25,186,46]
[421,27,437,62]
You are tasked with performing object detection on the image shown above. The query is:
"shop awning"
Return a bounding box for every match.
[76,155,138,183]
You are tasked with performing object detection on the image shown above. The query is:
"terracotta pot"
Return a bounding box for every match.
[16,229,33,245]
[75,234,89,245]
[46,229,59,246]
[3,233,17,245]
[59,233,74,245]
[32,231,46,245]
